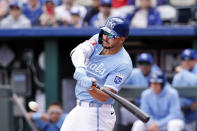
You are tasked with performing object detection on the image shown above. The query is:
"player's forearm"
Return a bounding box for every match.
[40,114,49,122]
[88,88,115,102]
[27,112,34,120]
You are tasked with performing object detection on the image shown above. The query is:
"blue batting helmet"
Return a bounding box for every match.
[137,53,153,64]
[181,48,196,60]
[149,71,167,87]
[100,17,130,38]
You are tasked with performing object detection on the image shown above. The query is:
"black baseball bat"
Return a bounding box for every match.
[92,83,150,123]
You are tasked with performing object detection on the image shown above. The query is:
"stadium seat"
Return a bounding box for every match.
[170,0,196,7]
[169,0,196,24]
[157,5,177,25]
[135,0,177,25]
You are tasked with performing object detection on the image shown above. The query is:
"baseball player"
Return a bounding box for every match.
[132,71,184,131]
[125,52,160,87]
[172,48,197,131]
[175,48,197,74]
[60,17,133,131]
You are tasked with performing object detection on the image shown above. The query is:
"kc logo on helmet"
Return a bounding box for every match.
[107,20,116,29]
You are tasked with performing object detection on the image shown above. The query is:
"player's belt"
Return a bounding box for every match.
[77,100,113,108]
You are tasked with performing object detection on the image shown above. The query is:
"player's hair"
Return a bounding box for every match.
[48,101,62,109]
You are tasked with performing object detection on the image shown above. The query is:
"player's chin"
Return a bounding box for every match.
[103,43,112,49]
[103,42,111,47]
[103,46,111,49]
[103,40,110,45]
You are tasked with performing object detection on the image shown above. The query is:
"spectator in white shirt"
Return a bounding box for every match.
[69,7,82,28]
[126,0,162,28]
[55,0,86,26]
[0,0,9,20]
[0,1,31,28]
[89,0,114,28]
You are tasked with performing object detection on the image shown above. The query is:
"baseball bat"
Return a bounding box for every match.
[92,83,150,123]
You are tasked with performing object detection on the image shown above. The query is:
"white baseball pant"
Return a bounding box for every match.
[60,101,116,131]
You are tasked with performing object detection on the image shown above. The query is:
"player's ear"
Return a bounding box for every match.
[98,30,104,44]
[119,37,126,44]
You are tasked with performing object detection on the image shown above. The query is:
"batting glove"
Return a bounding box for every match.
[78,77,96,90]
[73,67,96,90]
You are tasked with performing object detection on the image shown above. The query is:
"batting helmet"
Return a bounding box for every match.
[149,71,167,87]
[137,53,153,65]
[99,17,130,41]
[181,48,196,60]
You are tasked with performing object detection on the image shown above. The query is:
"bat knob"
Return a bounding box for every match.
[144,116,150,123]
[92,81,97,89]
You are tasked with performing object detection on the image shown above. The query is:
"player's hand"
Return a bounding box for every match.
[40,113,49,122]
[147,122,159,131]
[74,67,96,90]
[27,112,34,120]
[175,65,183,73]
[78,77,96,90]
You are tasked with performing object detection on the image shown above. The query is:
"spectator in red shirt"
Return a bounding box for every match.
[112,0,135,18]
[39,0,59,27]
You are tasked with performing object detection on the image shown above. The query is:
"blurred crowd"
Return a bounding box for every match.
[0,0,197,28]
[120,48,197,131]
